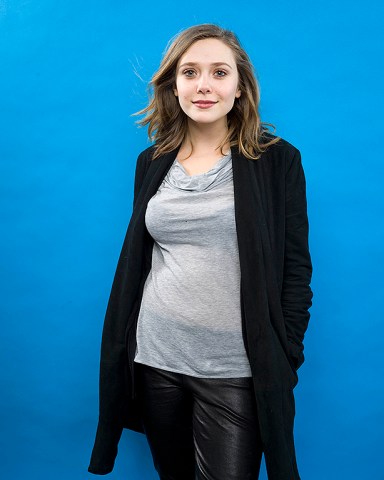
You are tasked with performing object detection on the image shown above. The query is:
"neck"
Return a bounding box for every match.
[182,119,229,157]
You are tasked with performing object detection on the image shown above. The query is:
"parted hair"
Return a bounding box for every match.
[136,24,279,159]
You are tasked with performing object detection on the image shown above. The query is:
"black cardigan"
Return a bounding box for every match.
[89,138,313,479]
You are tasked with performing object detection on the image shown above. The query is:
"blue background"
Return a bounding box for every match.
[1,0,383,478]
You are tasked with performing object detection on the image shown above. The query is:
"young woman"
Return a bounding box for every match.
[89,24,313,480]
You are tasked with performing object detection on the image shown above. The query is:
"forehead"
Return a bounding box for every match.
[178,38,236,66]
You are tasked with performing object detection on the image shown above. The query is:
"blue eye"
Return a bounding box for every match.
[215,70,227,77]
[183,69,196,77]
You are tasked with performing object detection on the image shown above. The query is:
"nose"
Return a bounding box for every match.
[196,74,212,94]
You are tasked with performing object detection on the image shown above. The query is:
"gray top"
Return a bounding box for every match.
[134,153,252,377]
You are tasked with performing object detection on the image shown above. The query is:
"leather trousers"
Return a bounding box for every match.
[135,362,263,480]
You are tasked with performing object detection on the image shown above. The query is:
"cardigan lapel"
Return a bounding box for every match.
[231,148,297,389]
[231,149,270,371]
[131,148,179,226]
[121,149,179,305]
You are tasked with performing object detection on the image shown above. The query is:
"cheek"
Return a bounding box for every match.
[176,92,189,113]
[179,84,194,98]
[178,89,194,106]
[222,86,239,102]
[176,78,192,95]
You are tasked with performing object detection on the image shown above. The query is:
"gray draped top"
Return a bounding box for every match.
[134,153,252,377]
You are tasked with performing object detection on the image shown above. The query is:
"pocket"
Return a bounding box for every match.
[287,340,304,371]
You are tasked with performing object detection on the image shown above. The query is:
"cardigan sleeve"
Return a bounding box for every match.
[282,149,313,370]
[88,148,153,475]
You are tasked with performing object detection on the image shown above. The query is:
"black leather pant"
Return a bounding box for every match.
[135,363,263,480]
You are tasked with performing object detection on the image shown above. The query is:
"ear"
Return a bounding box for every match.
[235,89,241,98]
[173,88,178,97]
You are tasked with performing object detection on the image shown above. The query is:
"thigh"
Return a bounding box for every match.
[190,376,262,480]
[134,363,195,480]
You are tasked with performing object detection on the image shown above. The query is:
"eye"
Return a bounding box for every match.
[214,70,227,77]
[182,69,196,77]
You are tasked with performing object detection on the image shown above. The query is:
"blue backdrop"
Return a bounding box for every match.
[1,1,383,479]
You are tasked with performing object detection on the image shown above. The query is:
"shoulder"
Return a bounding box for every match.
[133,146,156,200]
[261,132,300,157]
[134,145,156,178]
[259,134,302,174]
[136,145,156,165]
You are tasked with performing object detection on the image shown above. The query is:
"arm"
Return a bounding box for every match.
[282,149,313,370]
[88,148,153,474]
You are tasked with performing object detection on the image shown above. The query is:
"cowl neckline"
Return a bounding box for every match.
[164,152,233,192]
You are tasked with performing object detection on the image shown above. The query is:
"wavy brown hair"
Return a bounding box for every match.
[135,24,279,159]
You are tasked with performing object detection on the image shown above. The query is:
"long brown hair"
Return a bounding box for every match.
[135,24,279,159]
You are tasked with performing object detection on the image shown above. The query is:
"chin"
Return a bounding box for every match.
[188,115,227,126]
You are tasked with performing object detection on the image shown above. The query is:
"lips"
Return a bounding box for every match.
[192,100,217,109]
[193,100,217,105]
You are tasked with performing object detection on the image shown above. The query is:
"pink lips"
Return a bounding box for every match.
[192,100,217,109]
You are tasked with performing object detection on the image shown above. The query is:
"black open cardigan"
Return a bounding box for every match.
[89,137,313,479]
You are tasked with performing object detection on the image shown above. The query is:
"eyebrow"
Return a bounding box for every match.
[178,62,233,70]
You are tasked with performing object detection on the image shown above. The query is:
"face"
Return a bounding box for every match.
[174,38,241,129]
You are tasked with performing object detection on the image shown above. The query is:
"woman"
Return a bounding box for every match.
[88,24,312,480]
